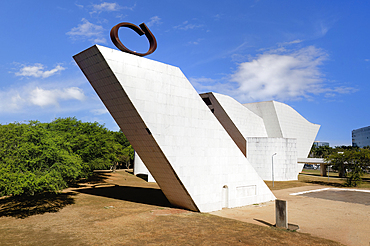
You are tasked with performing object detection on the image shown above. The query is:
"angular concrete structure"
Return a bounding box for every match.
[74,45,275,212]
[244,100,320,173]
[244,101,320,159]
[200,92,319,181]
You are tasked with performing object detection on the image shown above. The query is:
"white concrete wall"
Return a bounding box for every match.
[211,93,268,138]
[74,45,275,212]
[273,101,320,159]
[244,101,320,159]
[133,152,155,182]
[199,93,308,181]
[246,137,298,181]
[244,101,283,138]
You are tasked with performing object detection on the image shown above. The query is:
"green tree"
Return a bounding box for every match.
[45,117,128,172]
[0,118,132,197]
[0,121,84,196]
[309,145,334,158]
[120,145,134,169]
[325,152,346,178]
[325,148,370,187]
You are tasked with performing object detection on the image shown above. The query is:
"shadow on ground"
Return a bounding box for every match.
[254,218,274,227]
[301,190,370,205]
[68,172,111,188]
[0,192,76,219]
[76,185,172,208]
[303,180,343,187]
[136,174,149,182]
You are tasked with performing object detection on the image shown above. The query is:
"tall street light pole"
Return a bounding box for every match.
[272,153,277,187]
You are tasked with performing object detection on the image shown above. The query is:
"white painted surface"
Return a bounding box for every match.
[290,188,370,196]
[133,152,155,182]
[246,137,298,181]
[211,93,268,138]
[244,101,320,159]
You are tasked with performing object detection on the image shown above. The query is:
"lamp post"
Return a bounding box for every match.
[272,153,277,187]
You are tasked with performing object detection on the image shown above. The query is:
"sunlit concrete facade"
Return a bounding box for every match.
[199,92,319,181]
[246,137,297,181]
[244,100,320,159]
[244,100,320,174]
[74,45,275,213]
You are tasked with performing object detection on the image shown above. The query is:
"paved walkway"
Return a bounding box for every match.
[210,186,370,246]
[297,188,370,206]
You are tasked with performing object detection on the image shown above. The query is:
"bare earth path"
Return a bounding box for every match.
[0,170,344,246]
[211,185,370,246]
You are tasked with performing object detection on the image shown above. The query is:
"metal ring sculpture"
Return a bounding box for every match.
[110,22,157,57]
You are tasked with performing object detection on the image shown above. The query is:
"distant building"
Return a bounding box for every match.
[313,141,329,147]
[352,126,370,148]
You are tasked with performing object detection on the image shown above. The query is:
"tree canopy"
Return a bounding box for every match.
[0,117,132,197]
[311,144,370,187]
[325,148,370,187]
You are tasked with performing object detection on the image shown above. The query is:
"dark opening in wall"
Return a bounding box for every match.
[202,97,212,106]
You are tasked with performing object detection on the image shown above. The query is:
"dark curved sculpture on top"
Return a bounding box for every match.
[110,22,157,57]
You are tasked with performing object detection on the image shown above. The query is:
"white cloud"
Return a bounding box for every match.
[66,18,106,43]
[115,13,127,19]
[312,18,337,39]
[0,89,25,112]
[324,86,358,97]
[15,64,65,78]
[174,21,204,30]
[92,37,108,44]
[90,2,135,14]
[91,108,108,115]
[187,38,204,45]
[229,46,328,102]
[29,87,85,107]
[278,39,303,47]
[147,16,161,27]
[318,22,329,36]
[0,84,86,113]
[91,2,120,13]
[190,77,217,90]
[214,14,222,21]
[192,45,357,103]
[0,79,111,128]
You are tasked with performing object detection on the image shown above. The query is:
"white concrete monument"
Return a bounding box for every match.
[74,45,275,212]
[135,91,320,182]
[200,93,320,181]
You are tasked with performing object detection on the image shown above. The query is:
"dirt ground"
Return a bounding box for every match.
[211,186,370,246]
[0,170,346,246]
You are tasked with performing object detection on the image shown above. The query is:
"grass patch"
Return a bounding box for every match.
[0,170,345,245]
[265,169,370,190]
[0,192,76,219]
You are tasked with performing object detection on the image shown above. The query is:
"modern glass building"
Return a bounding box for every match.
[352,126,370,148]
[313,141,329,147]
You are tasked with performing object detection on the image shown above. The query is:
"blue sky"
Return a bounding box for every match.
[0,1,369,147]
